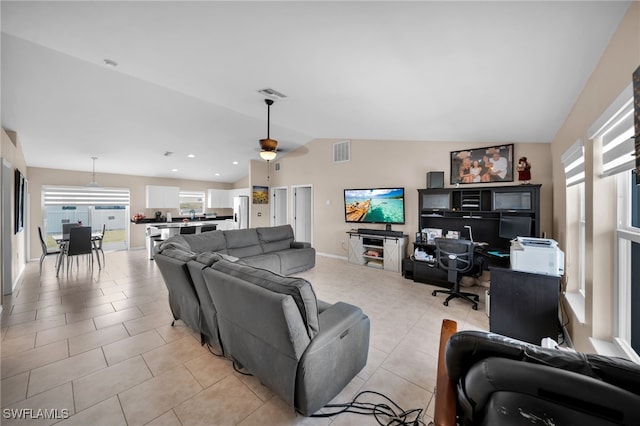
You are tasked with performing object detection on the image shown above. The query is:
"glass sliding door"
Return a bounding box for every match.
[42,186,130,251]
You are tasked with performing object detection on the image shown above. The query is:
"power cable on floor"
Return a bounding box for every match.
[311,390,426,426]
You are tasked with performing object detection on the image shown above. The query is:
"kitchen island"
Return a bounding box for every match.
[133,216,235,259]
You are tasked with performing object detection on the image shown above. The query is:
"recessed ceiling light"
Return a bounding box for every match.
[171,168,178,172]
[215,173,220,176]
[103,58,118,67]
[187,154,195,158]
[232,161,238,165]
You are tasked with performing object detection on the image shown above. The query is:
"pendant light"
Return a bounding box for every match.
[259,99,278,161]
[86,156,100,187]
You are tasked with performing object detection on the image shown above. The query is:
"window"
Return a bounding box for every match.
[615,171,640,361]
[42,186,130,251]
[562,139,586,319]
[179,191,205,216]
[589,82,638,359]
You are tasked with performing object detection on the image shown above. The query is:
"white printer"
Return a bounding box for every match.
[510,237,565,277]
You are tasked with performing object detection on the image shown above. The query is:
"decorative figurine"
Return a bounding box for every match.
[517,157,531,184]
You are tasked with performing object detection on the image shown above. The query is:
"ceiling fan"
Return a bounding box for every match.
[259,98,278,161]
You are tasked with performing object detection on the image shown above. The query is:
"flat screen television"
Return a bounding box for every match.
[499,215,532,240]
[344,188,405,224]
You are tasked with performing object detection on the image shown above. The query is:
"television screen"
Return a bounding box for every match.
[499,215,532,240]
[422,192,451,210]
[344,188,405,224]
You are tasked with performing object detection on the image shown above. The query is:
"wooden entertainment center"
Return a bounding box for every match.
[347,230,407,273]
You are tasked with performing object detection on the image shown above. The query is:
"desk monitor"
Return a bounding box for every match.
[499,215,532,240]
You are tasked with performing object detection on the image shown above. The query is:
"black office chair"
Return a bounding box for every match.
[38,226,61,274]
[432,238,480,310]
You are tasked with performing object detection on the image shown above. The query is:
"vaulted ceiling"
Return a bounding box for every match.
[1,1,631,182]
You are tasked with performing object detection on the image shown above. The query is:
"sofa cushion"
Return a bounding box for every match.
[181,230,228,254]
[223,229,263,258]
[211,259,319,338]
[158,235,191,253]
[257,225,295,253]
[195,252,224,267]
[239,253,281,273]
[159,247,198,262]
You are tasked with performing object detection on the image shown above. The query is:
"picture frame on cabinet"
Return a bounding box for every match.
[450,144,514,185]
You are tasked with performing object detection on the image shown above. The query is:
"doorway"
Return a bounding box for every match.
[292,185,312,243]
[270,186,288,227]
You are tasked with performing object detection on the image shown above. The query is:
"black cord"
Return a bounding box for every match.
[311,390,426,426]
[206,342,223,358]
[232,361,253,376]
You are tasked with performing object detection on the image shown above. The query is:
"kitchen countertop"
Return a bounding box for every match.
[132,216,232,224]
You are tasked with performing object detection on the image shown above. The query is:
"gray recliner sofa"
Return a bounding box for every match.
[201,256,370,416]
[153,224,316,348]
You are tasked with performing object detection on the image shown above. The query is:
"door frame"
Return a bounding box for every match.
[270,186,289,227]
[291,184,313,244]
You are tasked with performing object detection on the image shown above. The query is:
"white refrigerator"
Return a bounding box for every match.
[232,195,249,229]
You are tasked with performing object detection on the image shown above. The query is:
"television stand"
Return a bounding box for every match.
[347,230,407,272]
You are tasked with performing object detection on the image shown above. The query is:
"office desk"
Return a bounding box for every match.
[408,242,499,287]
[489,266,561,344]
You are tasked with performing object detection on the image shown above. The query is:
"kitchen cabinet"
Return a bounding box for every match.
[207,189,230,208]
[207,188,250,208]
[145,185,180,209]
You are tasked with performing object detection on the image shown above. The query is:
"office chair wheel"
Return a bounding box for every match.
[432,291,437,296]
[472,304,478,310]
[443,301,449,306]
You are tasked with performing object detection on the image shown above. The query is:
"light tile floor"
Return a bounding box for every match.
[1,250,488,425]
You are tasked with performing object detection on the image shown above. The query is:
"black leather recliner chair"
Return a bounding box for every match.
[444,330,640,425]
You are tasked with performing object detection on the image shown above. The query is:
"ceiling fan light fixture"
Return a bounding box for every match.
[258,99,279,162]
[260,150,277,161]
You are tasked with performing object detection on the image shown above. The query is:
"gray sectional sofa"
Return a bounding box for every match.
[154,225,316,347]
[153,225,371,415]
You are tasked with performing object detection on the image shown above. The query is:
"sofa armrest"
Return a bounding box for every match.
[308,302,365,350]
[291,241,311,249]
[295,302,370,415]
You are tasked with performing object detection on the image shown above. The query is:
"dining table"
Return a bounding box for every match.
[53,231,104,273]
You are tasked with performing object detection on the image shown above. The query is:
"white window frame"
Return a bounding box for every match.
[588,82,638,361]
[562,140,586,323]
[179,191,205,216]
[614,172,640,363]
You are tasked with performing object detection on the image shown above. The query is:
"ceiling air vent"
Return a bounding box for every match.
[257,88,287,100]
[333,140,351,163]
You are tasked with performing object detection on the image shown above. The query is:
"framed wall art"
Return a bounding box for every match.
[450,144,514,185]
[252,185,269,204]
[14,168,25,233]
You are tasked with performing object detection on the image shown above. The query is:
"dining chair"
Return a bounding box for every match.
[93,224,106,268]
[38,226,61,274]
[58,226,94,276]
[61,222,77,239]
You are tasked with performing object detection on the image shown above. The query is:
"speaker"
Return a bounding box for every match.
[427,171,444,188]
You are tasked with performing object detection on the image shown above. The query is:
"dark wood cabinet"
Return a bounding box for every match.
[489,267,560,344]
[418,184,541,251]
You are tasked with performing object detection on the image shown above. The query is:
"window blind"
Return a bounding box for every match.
[589,83,635,177]
[43,186,130,206]
[561,139,585,187]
